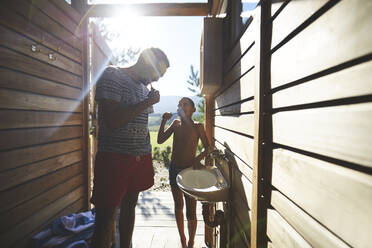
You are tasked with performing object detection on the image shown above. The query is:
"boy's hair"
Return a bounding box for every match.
[138,47,170,69]
[183,97,195,109]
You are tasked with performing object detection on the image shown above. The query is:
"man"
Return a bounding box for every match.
[90,48,169,248]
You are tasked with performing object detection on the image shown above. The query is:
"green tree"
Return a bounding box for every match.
[95,18,140,66]
[186,65,205,154]
[186,65,205,123]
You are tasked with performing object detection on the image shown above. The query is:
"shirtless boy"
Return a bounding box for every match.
[157,97,210,248]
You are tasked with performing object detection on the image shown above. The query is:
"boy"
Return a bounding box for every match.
[157,97,210,248]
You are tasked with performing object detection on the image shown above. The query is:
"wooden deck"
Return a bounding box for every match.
[114,191,207,248]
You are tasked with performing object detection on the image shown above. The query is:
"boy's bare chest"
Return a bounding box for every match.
[174,126,198,142]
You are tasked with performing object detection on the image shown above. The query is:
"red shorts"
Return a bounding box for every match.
[90,152,154,208]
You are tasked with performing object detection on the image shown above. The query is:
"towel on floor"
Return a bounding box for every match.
[32,209,95,248]
[52,208,95,235]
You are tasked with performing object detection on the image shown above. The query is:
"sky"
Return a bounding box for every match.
[95,16,203,96]
[89,1,258,96]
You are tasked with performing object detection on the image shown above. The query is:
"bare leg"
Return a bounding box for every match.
[171,186,187,248]
[184,194,197,248]
[119,192,139,248]
[91,207,117,248]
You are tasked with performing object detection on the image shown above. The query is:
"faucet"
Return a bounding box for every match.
[206,148,228,162]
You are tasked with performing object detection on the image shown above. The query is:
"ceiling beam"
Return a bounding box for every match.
[86,3,210,17]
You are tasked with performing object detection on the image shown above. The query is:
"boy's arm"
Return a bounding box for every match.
[193,124,211,165]
[157,113,178,144]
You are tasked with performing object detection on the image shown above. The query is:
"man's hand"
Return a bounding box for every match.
[147,88,160,105]
[162,112,172,121]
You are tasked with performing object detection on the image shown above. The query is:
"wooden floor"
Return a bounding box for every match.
[114,191,207,248]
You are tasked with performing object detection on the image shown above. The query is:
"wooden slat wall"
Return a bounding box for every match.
[214,0,372,247]
[0,1,85,247]
[267,1,372,248]
[214,7,258,247]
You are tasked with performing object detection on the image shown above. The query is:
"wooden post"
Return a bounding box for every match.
[251,0,272,247]
[204,94,215,248]
[78,1,91,210]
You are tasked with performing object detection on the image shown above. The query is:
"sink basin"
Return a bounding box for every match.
[176,167,229,202]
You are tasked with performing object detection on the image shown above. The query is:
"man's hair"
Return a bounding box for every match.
[138,47,170,69]
[183,97,195,109]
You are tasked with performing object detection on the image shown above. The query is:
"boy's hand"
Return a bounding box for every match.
[162,112,172,120]
[192,159,203,169]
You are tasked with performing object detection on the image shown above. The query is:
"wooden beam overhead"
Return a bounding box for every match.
[209,0,228,16]
[86,3,210,17]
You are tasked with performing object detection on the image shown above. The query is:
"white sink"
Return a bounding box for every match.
[176,167,229,202]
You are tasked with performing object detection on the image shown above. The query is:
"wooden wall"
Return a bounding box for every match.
[268,0,372,247]
[0,0,87,247]
[213,0,372,247]
[213,3,257,248]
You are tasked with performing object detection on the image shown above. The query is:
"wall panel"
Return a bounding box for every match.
[0,1,84,247]
[271,0,372,89]
[272,149,372,247]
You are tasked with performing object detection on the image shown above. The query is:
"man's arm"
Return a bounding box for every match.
[157,113,178,144]
[101,89,159,129]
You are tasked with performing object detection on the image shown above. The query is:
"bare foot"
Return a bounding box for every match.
[187,240,194,248]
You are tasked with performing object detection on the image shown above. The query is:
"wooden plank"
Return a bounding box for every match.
[0,138,82,172]
[0,24,82,76]
[272,102,372,168]
[273,60,372,108]
[28,0,79,36]
[215,99,254,116]
[0,88,82,112]
[272,149,372,248]
[135,213,203,222]
[0,7,81,63]
[271,0,287,19]
[81,17,90,210]
[271,190,350,248]
[0,186,84,248]
[215,67,255,114]
[0,150,82,191]
[232,193,252,228]
[224,19,256,74]
[215,113,255,137]
[0,125,81,151]
[231,168,253,210]
[6,0,82,51]
[0,174,84,232]
[0,67,81,100]
[0,47,82,88]
[271,0,329,49]
[251,2,272,247]
[0,162,83,213]
[0,110,82,129]
[215,128,254,176]
[271,0,372,88]
[50,0,81,24]
[88,3,210,17]
[267,209,311,248]
[13,198,84,248]
[222,42,256,93]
